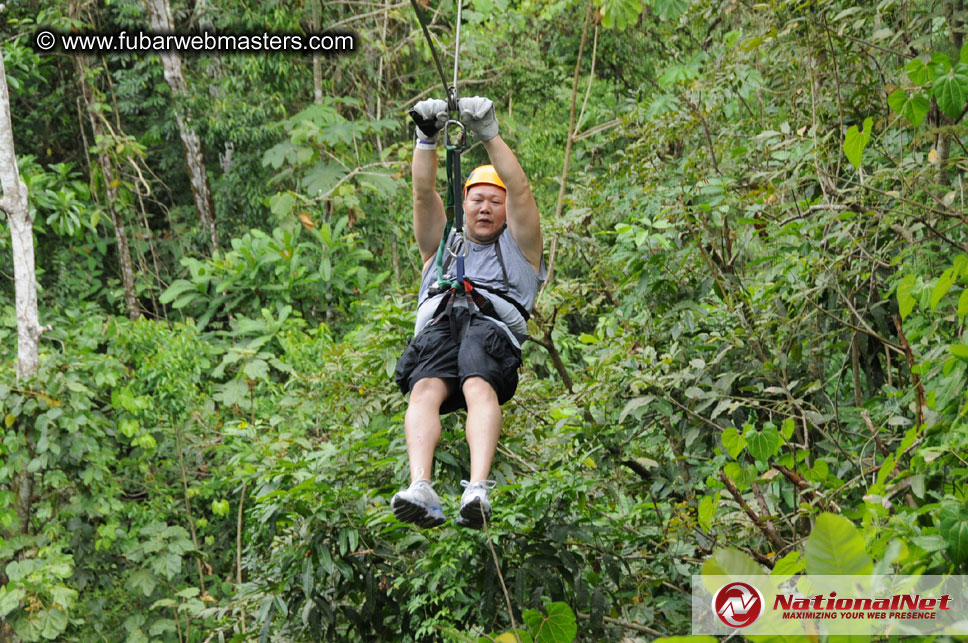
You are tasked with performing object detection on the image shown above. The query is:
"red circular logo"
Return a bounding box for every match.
[712,582,764,628]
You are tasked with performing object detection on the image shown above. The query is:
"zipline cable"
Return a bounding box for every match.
[408,0,462,112]
[408,0,469,293]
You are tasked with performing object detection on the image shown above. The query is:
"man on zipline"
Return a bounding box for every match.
[392,96,545,529]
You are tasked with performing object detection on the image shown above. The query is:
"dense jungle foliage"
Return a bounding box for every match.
[2,0,968,640]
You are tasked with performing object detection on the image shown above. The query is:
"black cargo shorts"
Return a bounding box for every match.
[394,307,522,414]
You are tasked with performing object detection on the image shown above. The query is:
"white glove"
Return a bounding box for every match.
[409,98,449,144]
[458,96,499,141]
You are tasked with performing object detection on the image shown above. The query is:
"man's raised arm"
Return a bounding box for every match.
[459,97,543,272]
[409,99,448,266]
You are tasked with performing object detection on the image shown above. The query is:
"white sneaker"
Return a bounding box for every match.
[457,480,497,529]
[391,480,445,528]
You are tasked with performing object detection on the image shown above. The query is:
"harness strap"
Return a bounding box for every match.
[428,226,530,327]
[492,234,510,291]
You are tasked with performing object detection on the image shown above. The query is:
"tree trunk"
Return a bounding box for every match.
[947,0,966,54]
[0,47,42,548]
[145,0,219,253]
[74,56,141,320]
[0,51,44,380]
[312,4,324,106]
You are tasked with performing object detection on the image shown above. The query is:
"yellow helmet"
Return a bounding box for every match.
[464,165,506,196]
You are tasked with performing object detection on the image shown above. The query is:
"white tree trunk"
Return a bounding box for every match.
[145,0,219,253]
[0,48,44,379]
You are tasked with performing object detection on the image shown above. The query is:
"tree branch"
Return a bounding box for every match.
[719,471,786,552]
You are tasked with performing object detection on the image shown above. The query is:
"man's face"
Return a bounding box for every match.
[463,184,507,244]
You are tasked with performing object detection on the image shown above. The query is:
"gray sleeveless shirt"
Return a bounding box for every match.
[415,227,545,347]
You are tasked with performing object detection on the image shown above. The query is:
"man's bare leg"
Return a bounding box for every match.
[462,376,501,482]
[405,377,452,483]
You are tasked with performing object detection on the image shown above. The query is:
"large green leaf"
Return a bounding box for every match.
[301,163,343,196]
[652,0,689,21]
[906,58,933,85]
[772,551,804,578]
[151,551,182,581]
[698,493,719,531]
[931,268,956,311]
[722,427,747,459]
[128,569,158,598]
[40,608,69,640]
[522,602,577,643]
[599,0,643,30]
[702,547,763,577]
[897,274,917,320]
[843,117,873,169]
[939,503,968,565]
[933,63,968,119]
[745,426,782,462]
[0,586,25,618]
[805,513,873,575]
[887,90,930,127]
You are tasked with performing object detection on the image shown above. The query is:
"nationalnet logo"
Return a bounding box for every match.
[694,575,968,635]
[773,590,952,620]
[712,582,764,628]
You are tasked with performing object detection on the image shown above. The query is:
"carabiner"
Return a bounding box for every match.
[442,118,466,152]
[447,231,469,258]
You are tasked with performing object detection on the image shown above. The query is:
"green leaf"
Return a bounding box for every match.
[301,163,343,196]
[962,43,968,64]
[128,569,158,598]
[151,551,182,581]
[599,0,643,30]
[40,608,69,639]
[522,602,577,643]
[933,63,968,119]
[939,503,968,565]
[212,499,230,516]
[876,454,895,488]
[50,583,77,608]
[653,0,689,21]
[698,493,718,532]
[120,418,139,438]
[722,427,747,459]
[772,551,805,578]
[218,379,248,407]
[843,117,873,169]
[126,628,150,643]
[158,279,197,305]
[887,90,930,127]
[931,268,956,311]
[652,638,717,643]
[950,344,968,361]
[932,53,953,74]
[805,513,873,575]
[148,619,179,637]
[958,288,968,323]
[0,586,25,618]
[897,274,917,320]
[723,462,755,490]
[268,192,295,218]
[701,547,763,576]
[780,418,795,440]
[243,359,269,380]
[906,59,932,85]
[487,631,533,643]
[745,426,782,462]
